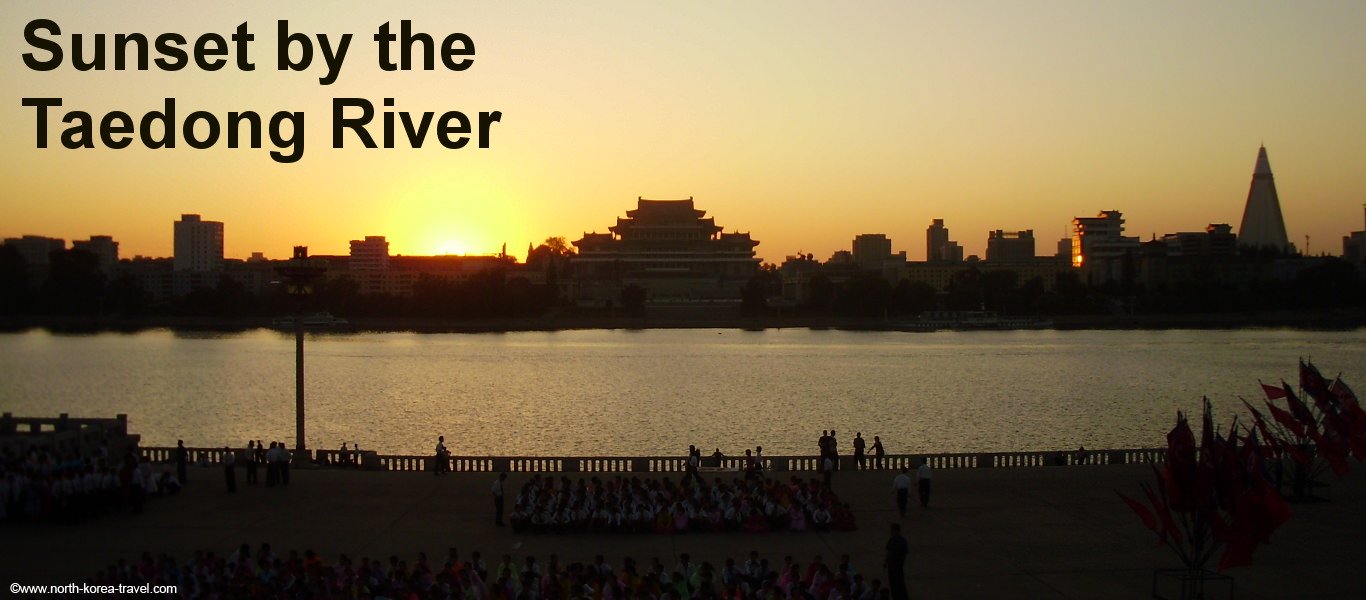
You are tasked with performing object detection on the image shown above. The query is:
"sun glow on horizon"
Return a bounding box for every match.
[433,239,472,256]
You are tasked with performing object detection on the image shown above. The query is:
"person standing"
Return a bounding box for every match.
[872,436,886,470]
[245,441,258,485]
[265,442,278,487]
[830,430,840,470]
[818,431,831,472]
[279,442,291,486]
[892,468,911,517]
[853,433,867,470]
[175,440,188,486]
[684,445,700,485]
[917,458,932,508]
[493,472,508,526]
[435,436,449,476]
[223,447,237,493]
[884,523,909,600]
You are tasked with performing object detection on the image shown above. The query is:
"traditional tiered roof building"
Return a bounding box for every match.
[570,197,760,306]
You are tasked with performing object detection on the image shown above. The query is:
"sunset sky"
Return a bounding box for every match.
[3,1,1365,263]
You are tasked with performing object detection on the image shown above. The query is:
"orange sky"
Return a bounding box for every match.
[3,1,1365,263]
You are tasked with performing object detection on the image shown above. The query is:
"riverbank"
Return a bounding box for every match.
[3,465,1363,598]
[2,307,1364,334]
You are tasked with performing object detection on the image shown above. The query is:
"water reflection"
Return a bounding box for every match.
[1,328,1362,456]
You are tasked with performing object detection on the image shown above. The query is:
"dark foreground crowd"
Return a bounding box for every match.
[509,475,856,534]
[90,545,897,600]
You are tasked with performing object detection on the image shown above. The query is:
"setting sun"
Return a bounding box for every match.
[434,239,471,256]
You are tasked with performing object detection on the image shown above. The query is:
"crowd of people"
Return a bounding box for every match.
[817,431,886,472]
[175,439,298,493]
[507,474,856,534]
[88,545,903,600]
[1,440,174,522]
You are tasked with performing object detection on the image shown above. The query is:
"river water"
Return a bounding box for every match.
[1,328,1362,456]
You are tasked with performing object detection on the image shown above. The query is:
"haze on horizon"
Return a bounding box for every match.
[3,1,1364,263]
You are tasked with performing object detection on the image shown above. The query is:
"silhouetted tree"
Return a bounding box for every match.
[104,274,148,316]
[806,275,835,312]
[1292,258,1362,308]
[41,249,105,315]
[891,280,938,315]
[0,246,28,314]
[620,284,646,315]
[835,272,892,317]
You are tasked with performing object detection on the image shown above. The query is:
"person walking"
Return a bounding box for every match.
[223,447,237,493]
[175,440,189,486]
[892,467,911,517]
[853,433,867,470]
[917,458,932,508]
[493,472,508,526]
[884,523,909,600]
[872,436,885,470]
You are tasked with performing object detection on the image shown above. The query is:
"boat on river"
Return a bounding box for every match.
[270,312,351,330]
[898,310,1052,331]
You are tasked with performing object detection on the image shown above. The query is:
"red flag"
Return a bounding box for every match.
[1117,491,1159,538]
[1330,377,1361,411]
[1327,377,1366,460]
[1200,398,1220,474]
[1254,475,1293,538]
[1265,401,1307,440]
[1300,360,1334,405]
[1307,428,1350,476]
[1219,542,1255,572]
[1283,385,1316,427]
[1276,438,1314,468]
[1260,381,1287,400]
[1165,412,1199,512]
[1218,490,1259,572]
[1242,400,1280,460]
[1148,464,1184,545]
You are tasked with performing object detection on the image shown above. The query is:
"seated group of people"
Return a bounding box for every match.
[89,544,889,600]
[508,474,856,534]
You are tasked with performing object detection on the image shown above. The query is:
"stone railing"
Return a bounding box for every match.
[1,413,136,456]
[138,446,1166,473]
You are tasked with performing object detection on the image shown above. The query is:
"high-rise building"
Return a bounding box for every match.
[1344,205,1366,265]
[986,230,1035,263]
[349,236,391,270]
[1238,146,1290,252]
[1071,210,1140,283]
[2,235,65,268]
[173,214,224,272]
[926,219,962,263]
[71,235,120,276]
[1160,224,1237,258]
[852,234,893,268]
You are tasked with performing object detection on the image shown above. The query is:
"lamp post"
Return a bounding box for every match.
[275,246,326,464]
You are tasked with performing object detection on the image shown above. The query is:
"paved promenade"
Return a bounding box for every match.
[3,463,1364,598]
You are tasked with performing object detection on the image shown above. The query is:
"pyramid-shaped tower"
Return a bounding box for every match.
[1237,145,1290,251]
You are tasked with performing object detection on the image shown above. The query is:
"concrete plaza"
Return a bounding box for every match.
[3,463,1363,598]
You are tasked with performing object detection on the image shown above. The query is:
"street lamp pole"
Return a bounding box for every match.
[275,246,326,463]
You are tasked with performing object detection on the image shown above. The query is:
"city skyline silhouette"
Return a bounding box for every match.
[3,2,1364,264]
